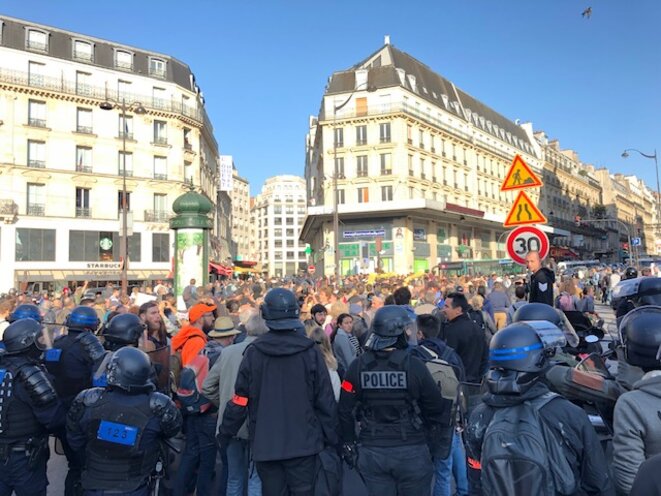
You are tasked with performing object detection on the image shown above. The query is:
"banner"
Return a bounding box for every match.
[219,155,233,192]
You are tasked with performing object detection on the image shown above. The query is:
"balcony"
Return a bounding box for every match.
[379,136,391,143]
[76,164,92,173]
[27,204,45,216]
[28,159,45,168]
[73,49,93,62]
[115,59,133,71]
[76,207,91,218]
[356,139,367,146]
[144,210,170,222]
[381,168,392,175]
[153,136,168,146]
[153,173,168,180]
[118,131,134,140]
[28,118,47,128]
[76,125,93,134]
[357,171,368,178]
[27,40,47,52]
[184,142,193,151]
[118,169,133,177]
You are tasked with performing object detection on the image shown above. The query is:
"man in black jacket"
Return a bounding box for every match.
[219,288,338,496]
[526,250,555,306]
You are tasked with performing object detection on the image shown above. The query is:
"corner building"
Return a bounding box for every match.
[0,16,219,292]
[302,39,550,276]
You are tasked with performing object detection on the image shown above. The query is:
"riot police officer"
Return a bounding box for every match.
[92,313,145,388]
[67,346,182,495]
[8,303,42,323]
[612,306,661,494]
[338,305,449,495]
[44,305,105,496]
[0,319,65,495]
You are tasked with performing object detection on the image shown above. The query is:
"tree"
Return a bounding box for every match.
[592,204,607,219]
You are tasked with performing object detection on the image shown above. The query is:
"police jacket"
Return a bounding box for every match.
[465,382,614,496]
[44,331,104,407]
[529,268,556,306]
[0,354,65,444]
[338,348,448,448]
[219,330,338,462]
[66,387,181,492]
[440,314,488,383]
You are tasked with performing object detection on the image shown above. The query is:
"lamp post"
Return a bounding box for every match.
[331,82,376,282]
[622,148,660,239]
[100,98,146,297]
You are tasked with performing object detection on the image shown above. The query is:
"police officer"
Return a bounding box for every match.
[612,306,661,494]
[93,313,146,388]
[0,318,65,495]
[44,305,105,496]
[615,267,641,320]
[464,322,614,495]
[8,303,42,323]
[338,305,449,496]
[66,346,182,496]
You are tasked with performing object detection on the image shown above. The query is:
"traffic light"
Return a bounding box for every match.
[574,215,581,227]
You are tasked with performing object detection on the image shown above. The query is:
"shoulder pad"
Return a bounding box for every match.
[77,332,105,362]
[18,364,58,407]
[68,387,103,424]
[81,387,105,406]
[150,392,182,438]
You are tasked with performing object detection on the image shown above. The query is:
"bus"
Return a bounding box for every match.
[556,259,601,276]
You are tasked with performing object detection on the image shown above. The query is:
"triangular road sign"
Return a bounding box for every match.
[504,190,547,227]
[501,155,543,191]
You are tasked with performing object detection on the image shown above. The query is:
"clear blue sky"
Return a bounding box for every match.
[3,0,660,196]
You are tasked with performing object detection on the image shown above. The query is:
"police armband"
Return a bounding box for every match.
[78,332,106,363]
[150,392,182,438]
[18,365,58,407]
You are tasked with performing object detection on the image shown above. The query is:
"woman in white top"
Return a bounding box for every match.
[307,325,341,401]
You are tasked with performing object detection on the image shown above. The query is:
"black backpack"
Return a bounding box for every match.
[481,392,577,496]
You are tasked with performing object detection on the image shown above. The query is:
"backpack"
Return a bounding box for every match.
[558,292,575,311]
[481,392,577,496]
[176,353,212,414]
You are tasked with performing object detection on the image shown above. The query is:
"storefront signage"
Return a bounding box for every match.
[86,262,122,270]
[413,228,427,241]
[343,229,385,239]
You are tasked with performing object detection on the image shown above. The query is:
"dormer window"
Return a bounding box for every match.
[115,50,133,70]
[26,29,48,52]
[149,57,166,78]
[73,40,93,62]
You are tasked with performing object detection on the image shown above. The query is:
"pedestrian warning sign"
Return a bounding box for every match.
[501,155,543,191]
[504,191,547,227]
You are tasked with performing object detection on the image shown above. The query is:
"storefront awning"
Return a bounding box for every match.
[209,262,233,277]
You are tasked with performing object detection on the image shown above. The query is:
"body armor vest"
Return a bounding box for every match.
[82,391,158,492]
[45,333,93,404]
[0,361,45,443]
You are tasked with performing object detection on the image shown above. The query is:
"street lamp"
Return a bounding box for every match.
[622,148,660,238]
[331,81,376,282]
[100,98,146,297]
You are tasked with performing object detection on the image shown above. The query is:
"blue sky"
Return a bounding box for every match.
[2,0,660,196]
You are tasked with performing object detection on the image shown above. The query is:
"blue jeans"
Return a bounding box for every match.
[173,414,218,496]
[225,438,262,496]
[358,444,433,496]
[433,432,468,496]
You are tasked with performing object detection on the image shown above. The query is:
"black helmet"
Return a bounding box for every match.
[513,303,562,327]
[2,318,49,354]
[106,346,154,393]
[365,306,411,351]
[619,306,661,370]
[260,288,301,331]
[102,314,145,350]
[8,304,42,324]
[624,267,638,280]
[65,306,100,332]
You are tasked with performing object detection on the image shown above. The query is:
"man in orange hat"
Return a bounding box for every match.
[172,302,216,366]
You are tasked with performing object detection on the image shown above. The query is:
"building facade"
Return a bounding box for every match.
[251,175,307,277]
[231,167,251,261]
[302,40,554,277]
[0,16,219,292]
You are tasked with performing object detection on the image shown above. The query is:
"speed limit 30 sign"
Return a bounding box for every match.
[506,226,550,266]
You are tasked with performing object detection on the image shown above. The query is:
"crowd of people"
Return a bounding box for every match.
[0,250,661,495]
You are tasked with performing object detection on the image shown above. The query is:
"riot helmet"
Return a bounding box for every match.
[106,346,154,393]
[624,267,638,280]
[2,318,52,355]
[618,305,661,370]
[8,304,42,324]
[365,305,411,351]
[65,306,100,332]
[260,288,302,331]
[102,313,145,351]
[486,321,566,395]
[513,303,579,348]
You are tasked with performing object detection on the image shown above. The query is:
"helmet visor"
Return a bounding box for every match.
[35,326,54,351]
[520,320,570,349]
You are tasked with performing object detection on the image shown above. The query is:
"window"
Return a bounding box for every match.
[419,129,425,149]
[381,185,393,201]
[76,188,91,217]
[68,231,141,262]
[154,193,167,214]
[152,233,170,262]
[118,80,132,99]
[26,183,45,215]
[274,240,283,248]
[286,229,294,237]
[28,100,46,127]
[26,29,48,52]
[379,123,391,143]
[76,108,93,134]
[76,71,92,96]
[336,189,345,205]
[286,218,293,225]
[274,217,282,225]
[184,161,193,183]
[183,128,192,150]
[357,155,368,177]
[152,87,167,110]
[15,228,55,261]
[118,115,133,139]
[153,121,167,145]
[274,205,282,215]
[286,251,295,259]
[408,154,414,176]
[274,228,282,237]
[334,127,344,147]
[28,61,45,87]
[73,40,93,61]
[149,57,166,78]
[153,156,167,180]
[335,157,345,178]
[356,125,367,146]
[380,153,392,175]
[118,151,133,176]
[76,146,92,172]
[115,50,133,70]
[118,191,132,213]
[358,187,369,203]
[27,140,45,168]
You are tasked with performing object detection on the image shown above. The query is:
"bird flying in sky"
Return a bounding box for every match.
[582,7,592,18]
